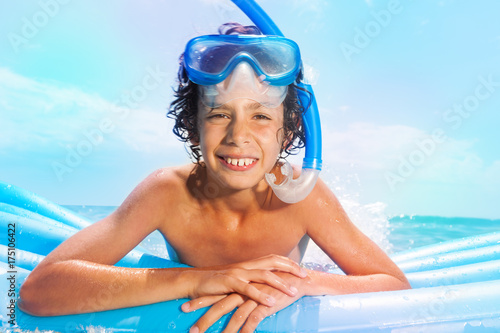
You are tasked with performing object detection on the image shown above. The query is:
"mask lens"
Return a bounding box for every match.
[251,43,295,77]
[189,42,238,75]
[184,35,300,86]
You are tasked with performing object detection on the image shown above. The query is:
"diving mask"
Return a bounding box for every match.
[183,34,302,86]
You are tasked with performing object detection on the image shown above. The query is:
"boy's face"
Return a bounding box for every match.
[197,98,284,191]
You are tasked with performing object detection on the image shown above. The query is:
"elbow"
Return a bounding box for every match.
[19,273,59,317]
[19,278,46,316]
[403,279,412,290]
[395,272,412,290]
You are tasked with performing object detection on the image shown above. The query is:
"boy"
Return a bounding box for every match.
[19,23,409,333]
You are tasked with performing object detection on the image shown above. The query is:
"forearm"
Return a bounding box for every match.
[19,260,194,316]
[302,270,411,296]
[19,254,302,317]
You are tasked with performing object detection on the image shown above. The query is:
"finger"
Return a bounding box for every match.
[182,295,227,312]
[233,269,298,297]
[192,294,245,333]
[238,255,308,278]
[240,306,269,333]
[228,279,276,306]
[222,299,258,333]
[265,255,308,278]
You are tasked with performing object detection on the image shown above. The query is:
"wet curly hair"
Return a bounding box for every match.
[167,23,309,164]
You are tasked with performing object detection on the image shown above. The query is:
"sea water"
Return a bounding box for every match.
[64,204,500,267]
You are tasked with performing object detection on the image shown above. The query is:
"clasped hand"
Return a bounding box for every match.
[183,255,309,333]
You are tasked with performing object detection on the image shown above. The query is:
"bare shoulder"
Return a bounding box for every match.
[137,165,194,195]
[114,165,195,223]
[290,175,347,227]
[307,176,340,204]
[144,165,193,191]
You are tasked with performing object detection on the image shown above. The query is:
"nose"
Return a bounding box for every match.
[226,116,251,146]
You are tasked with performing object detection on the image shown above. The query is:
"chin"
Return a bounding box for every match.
[220,174,265,191]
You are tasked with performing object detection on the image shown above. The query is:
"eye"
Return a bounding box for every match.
[207,113,229,120]
[253,114,272,120]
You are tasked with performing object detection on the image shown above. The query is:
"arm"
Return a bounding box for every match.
[19,170,304,316]
[19,171,183,315]
[303,178,410,294]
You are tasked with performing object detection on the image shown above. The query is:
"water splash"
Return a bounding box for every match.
[301,171,393,270]
[301,199,393,270]
[340,199,393,254]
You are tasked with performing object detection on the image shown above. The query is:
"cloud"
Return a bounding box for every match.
[0,67,179,157]
[320,121,500,189]
[323,122,424,168]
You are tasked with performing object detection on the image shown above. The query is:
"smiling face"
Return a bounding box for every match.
[197,98,284,192]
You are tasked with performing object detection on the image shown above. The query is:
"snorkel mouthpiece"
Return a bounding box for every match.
[265,161,320,204]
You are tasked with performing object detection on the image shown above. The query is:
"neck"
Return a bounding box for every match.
[188,164,273,214]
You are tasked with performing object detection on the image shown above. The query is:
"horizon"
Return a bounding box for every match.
[63,203,500,221]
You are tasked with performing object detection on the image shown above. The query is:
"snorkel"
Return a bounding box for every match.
[232,0,323,203]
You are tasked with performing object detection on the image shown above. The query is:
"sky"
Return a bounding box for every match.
[0,0,499,219]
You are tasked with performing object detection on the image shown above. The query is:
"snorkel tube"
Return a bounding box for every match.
[231,0,323,203]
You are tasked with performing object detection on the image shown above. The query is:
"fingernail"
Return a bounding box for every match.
[181,303,190,312]
[266,296,276,305]
[190,326,199,333]
[290,286,298,295]
[300,268,308,277]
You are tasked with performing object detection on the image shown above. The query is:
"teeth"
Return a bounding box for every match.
[224,157,255,166]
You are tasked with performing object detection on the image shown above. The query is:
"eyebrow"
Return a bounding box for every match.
[206,101,280,115]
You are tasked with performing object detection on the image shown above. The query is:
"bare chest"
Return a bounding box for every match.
[159,206,305,267]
